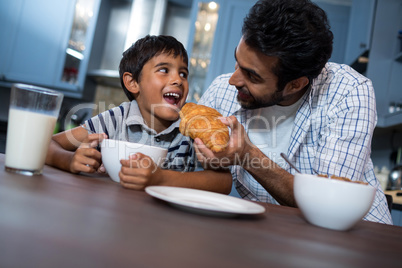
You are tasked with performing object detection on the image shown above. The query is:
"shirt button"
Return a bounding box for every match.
[155,137,161,142]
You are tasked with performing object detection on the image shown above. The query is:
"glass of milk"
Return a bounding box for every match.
[5,83,64,175]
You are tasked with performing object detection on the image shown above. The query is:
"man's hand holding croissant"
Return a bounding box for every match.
[179,103,253,169]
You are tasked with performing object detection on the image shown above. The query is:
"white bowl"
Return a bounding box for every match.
[100,139,168,182]
[294,173,376,231]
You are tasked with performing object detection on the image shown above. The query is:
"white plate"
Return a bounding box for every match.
[145,186,266,217]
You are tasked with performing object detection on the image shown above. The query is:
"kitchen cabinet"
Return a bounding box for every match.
[87,0,192,90]
[343,0,376,65]
[366,0,402,127]
[314,1,350,64]
[0,0,100,98]
[186,0,255,101]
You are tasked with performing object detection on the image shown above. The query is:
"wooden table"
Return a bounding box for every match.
[1,154,402,267]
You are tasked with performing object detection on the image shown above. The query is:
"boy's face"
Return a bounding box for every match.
[128,53,189,130]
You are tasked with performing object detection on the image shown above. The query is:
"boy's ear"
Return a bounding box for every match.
[123,72,140,94]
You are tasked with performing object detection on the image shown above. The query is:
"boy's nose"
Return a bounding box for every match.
[170,73,183,86]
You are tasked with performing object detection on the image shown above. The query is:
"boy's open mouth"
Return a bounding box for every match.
[163,92,181,105]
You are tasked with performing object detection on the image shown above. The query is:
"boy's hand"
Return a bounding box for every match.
[70,133,107,174]
[119,153,161,190]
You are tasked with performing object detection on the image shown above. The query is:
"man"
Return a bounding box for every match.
[196,0,392,224]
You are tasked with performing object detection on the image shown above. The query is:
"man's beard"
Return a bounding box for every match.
[236,87,285,110]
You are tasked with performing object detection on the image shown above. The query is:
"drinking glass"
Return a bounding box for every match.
[5,83,64,175]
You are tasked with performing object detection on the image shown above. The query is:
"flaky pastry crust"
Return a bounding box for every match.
[179,103,229,153]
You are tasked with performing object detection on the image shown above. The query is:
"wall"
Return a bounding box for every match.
[91,85,128,116]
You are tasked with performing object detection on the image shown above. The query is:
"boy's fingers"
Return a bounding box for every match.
[81,133,108,148]
[98,164,106,173]
[87,132,108,140]
[70,157,100,174]
[121,159,138,169]
[120,179,146,191]
[121,153,155,172]
[129,153,148,160]
[76,147,102,160]
[91,133,107,146]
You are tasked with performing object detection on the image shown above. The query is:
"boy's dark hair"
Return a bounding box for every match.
[119,35,188,101]
[242,0,333,91]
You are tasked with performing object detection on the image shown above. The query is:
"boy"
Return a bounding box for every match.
[46,35,231,194]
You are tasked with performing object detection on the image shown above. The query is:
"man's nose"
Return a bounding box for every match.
[229,68,241,86]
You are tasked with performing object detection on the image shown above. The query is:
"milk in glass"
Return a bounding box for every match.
[5,108,57,171]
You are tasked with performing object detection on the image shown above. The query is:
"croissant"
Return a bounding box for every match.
[179,103,229,152]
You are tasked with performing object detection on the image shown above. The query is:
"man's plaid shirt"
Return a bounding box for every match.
[199,62,392,224]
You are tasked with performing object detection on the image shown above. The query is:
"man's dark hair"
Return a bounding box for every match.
[119,35,188,101]
[242,0,333,90]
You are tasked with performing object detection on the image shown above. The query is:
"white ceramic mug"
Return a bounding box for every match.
[101,139,168,182]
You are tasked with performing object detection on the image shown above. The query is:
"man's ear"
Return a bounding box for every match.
[283,76,309,96]
[123,72,140,94]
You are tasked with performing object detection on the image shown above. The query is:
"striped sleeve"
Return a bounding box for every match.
[83,105,126,139]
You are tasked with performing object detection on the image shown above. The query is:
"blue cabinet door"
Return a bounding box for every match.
[344,0,376,65]
[314,1,351,64]
[0,0,75,88]
[0,0,24,79]
[367,0,402,127]
[205,0,255,89]
[187,0,255,94]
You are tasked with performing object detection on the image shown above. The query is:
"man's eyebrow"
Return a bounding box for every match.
[234,47,262,80]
